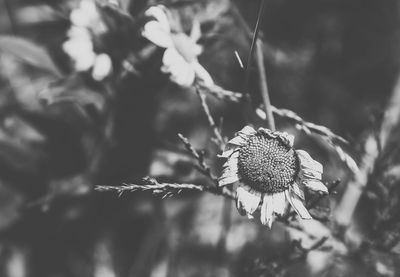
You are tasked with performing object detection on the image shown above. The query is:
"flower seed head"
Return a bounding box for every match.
[238,134,299,193]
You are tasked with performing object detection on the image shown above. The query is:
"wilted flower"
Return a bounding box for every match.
[63,0,112,81]
[219,126,327,228]
[142,5,213,87]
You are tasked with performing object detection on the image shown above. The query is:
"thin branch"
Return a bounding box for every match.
[243,0,266,97]
[178,133,219,185]
[194,87,225,147]
[259,106,349,144]
[195,80,243,102]
[95,177,235,199]
[194,82,350,148]
[255,39,275,130]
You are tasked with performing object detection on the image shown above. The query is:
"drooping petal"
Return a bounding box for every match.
[296,150,323,173]
[236,186,261,216]
[237,126,257,137]
[219,175,239,187]
[303,180,328,194]
[258,128,278,139]
[291,182,305,200]
[276,131,295,147]
[260,194,274,228]
[218,154,240,186]
[142,21,173,48]
[272,192,286,216]
[218,147,239,158]
[227,134,248,147]
[221,153,239,175]
[285,188,312,219]
[301,169,322,180]
[296,150,323,180]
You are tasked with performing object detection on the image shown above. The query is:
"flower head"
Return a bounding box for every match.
[142,5,213,87]
[219,126,327,228]
[63,0,112,80]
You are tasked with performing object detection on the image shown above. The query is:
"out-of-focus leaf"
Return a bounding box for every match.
[39,74,106,113]
[0,36,62,77]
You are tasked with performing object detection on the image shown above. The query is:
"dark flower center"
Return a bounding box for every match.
[238,134,299,193]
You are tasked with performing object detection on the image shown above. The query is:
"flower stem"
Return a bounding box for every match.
[255,39,275,131]
[243,0,266,98]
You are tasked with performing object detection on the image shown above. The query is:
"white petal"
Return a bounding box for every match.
[162,48,195,87]
[285,188,311,219]
[142,21,173,48]
[144,5,170,32]
[70,1,98,27]
[291,182,305,200]
[301,169,322,180]
[237,126,257,137]
[277,131,295,147]
[303,180,328,194]
[193,63,214,87]
[227,135,248,146]
[236,186,261,215]
[296,150,323,174]
[218,175,239,186]
[92,53,112,81]
[219,147,238,158]
[219,155,239,187]
[221,155,239,176]
[67,26,91,41]
[63,38,93,57]
[260,194,274,228]
[190,20,202,41]
[273,192,286,216]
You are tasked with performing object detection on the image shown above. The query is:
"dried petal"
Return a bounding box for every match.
[291,182,305,200]
[260,194,274,228]
[272,192,286,215]
[303,180,328,194]
[236,186,261,215]
[285,188,311,219]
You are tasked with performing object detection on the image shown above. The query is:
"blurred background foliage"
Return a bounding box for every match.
[0,0,399,276]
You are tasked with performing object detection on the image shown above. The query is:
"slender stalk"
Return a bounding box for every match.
[95,178,236,200]
[243,0,267,97]
[255,39,275,130]
[195,88,225,148]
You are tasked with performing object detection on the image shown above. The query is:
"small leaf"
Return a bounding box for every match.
[0,35,62,77]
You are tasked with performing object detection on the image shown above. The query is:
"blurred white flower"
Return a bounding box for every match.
[219,126,327,228]
[142,5,213,87]
[92,54,113,81]
[70,0,99,28]
[63,0,112,81]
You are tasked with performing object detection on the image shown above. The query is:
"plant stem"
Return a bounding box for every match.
[243,0,266,98]
[255,39,275,130]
